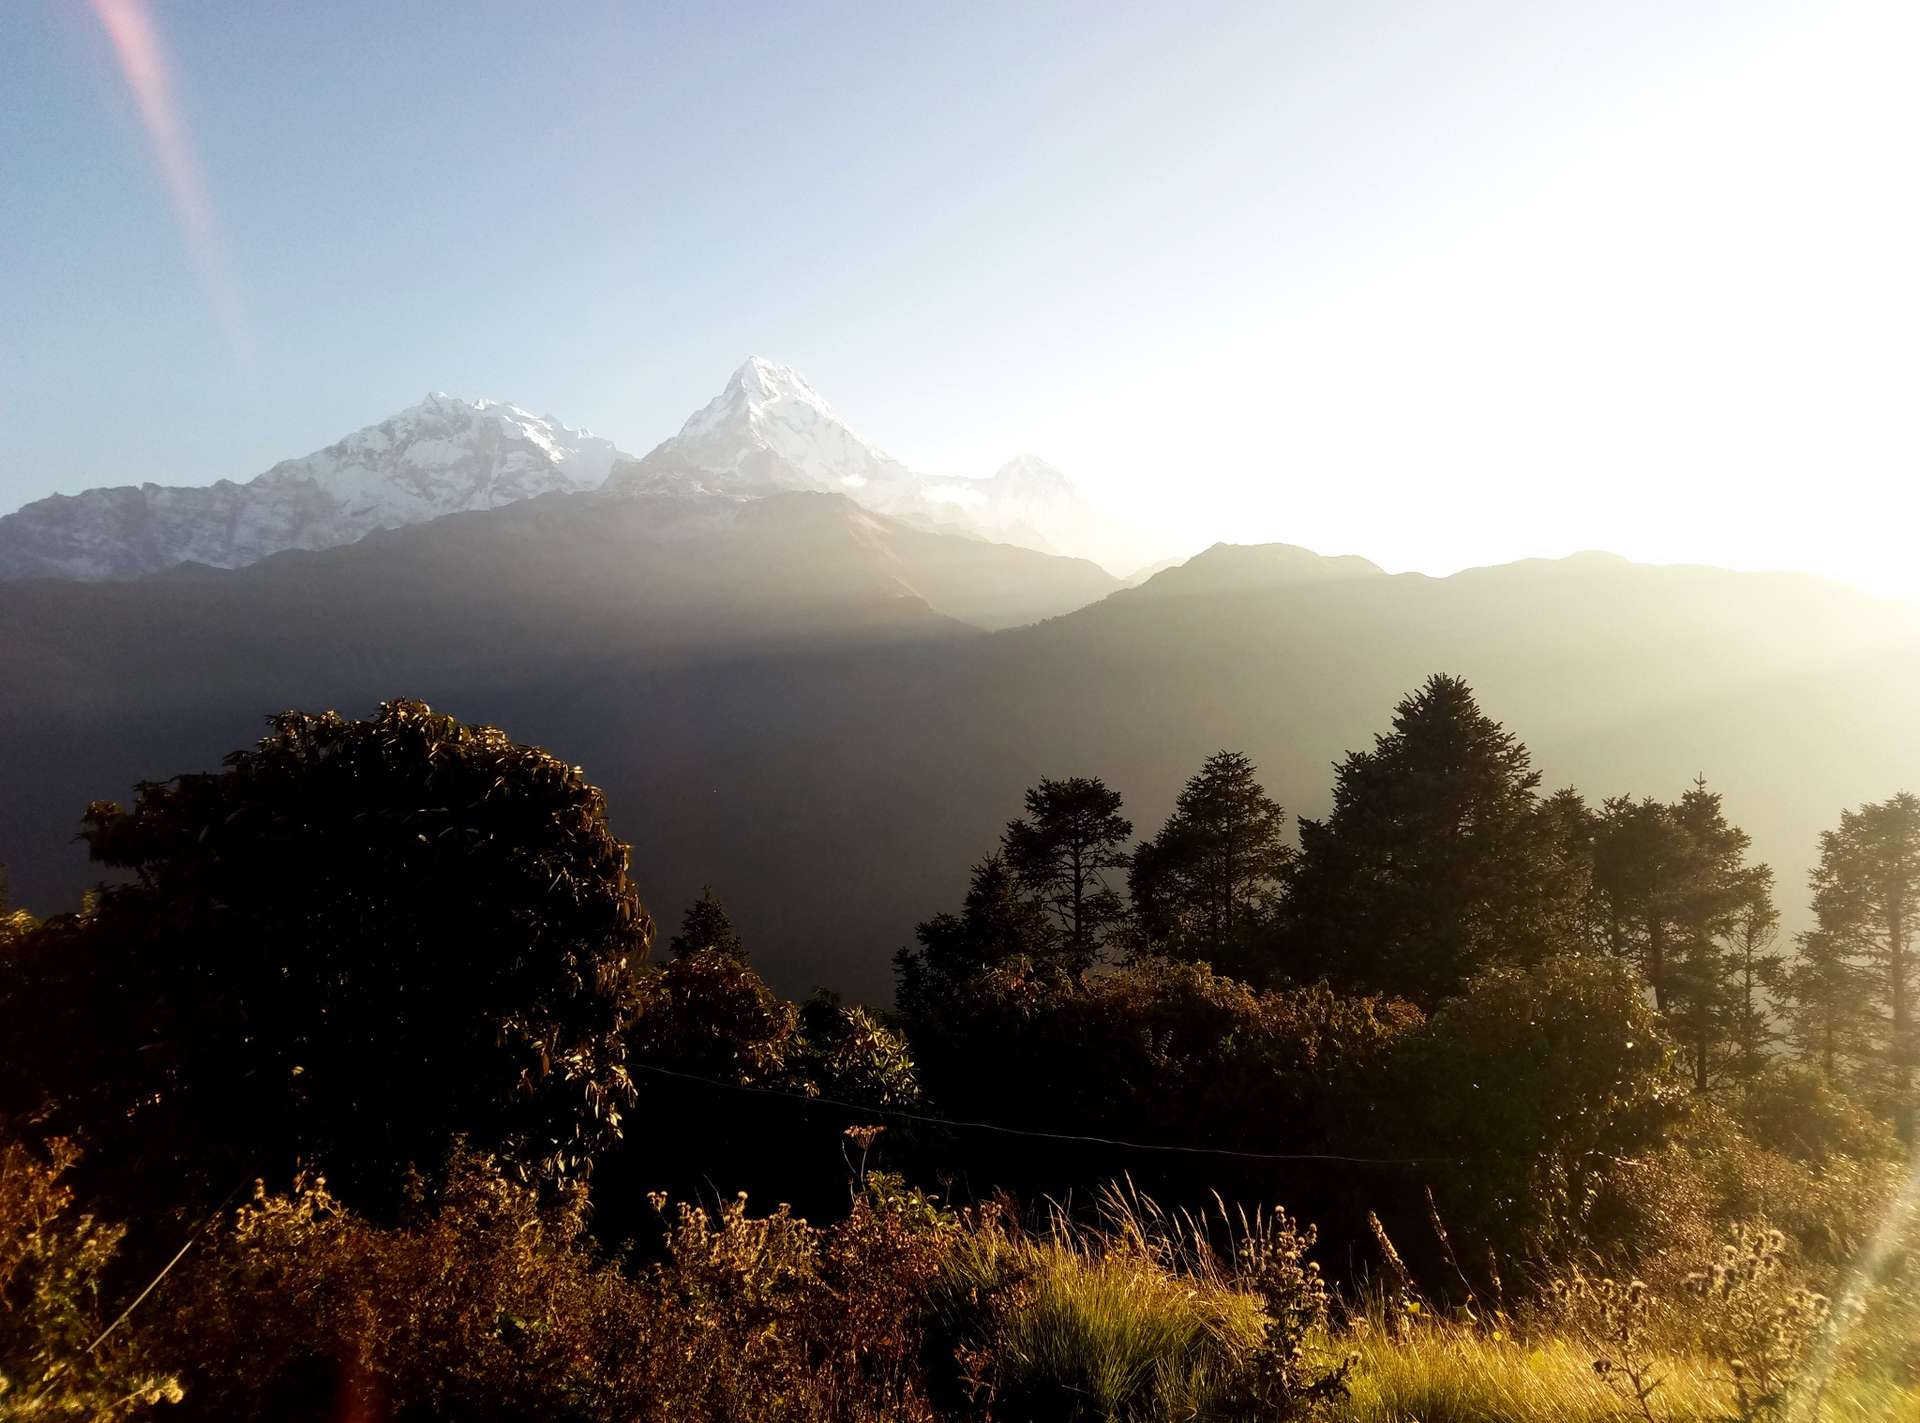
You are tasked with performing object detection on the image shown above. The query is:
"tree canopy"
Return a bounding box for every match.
[1274,675,1583,1004]
[0,700,653,1217]
[1001,777,1133,971]
[1130,750,1292,969]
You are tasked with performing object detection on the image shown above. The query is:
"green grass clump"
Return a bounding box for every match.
[1334,1321,1920,1423]
[931,1208,1271,1422]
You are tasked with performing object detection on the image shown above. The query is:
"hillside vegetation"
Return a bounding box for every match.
[2,682,1917,1421]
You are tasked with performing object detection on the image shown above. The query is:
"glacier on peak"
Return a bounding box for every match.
[0,359,1173,582]
[0,393,629,581]
[613,358,1168,573]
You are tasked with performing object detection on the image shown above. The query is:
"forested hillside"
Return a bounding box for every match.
[6,537,1916,1002]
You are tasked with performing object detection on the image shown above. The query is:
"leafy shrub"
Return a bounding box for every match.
[152,1148,959,1423]
[791,993,922,1110]
[1389,955,1684,1266]
[628,946,798,1087]
[1733,1065,1900,1165]
[909,955,1418,1152]
[0,1134,181,1420]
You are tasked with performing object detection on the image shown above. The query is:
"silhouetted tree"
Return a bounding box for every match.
[1591,779,1768,1090]
[1781,927,1874,1086]
[1002,777,1133,971]
[1803,792,1920,1134]
[895,854,1059,1026]
[0,700,652,1222]
[670,885,747,961]
[1722,868,1786,1086]
[1276,675,1583,1005]
[1537,787,1606,951]
[1130,750,1292,967]
[1671,782,1772,1092]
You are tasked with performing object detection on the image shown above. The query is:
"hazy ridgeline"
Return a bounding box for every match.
[5,524,1918,1003]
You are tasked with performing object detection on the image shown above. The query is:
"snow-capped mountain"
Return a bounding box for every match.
[0,358,1167,581]
[0,395,628,581]
[631,357,920,495]
[611,358,1166,573]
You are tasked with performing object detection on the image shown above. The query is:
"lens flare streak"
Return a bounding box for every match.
[87,0,251,361]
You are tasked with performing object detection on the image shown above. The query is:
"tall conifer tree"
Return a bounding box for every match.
[1800,792,1920,1132]
[1002,777,1133,971]
[1130,750,1292,965]
[1277,675,1582,1005]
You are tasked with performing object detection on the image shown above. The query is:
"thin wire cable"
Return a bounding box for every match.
[629,1061,1457,1166]
[31,1168,257,1405]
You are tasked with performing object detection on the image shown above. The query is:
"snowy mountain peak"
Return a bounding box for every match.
[0,393,633,581]
[609,361,1168,574]
[724,356,833,410]
[643,358,912,493]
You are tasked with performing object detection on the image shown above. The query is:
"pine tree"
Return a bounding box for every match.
[1721,867,1785,1086]
[1780,926,1873,1085]
[1002,777,1133,972]
[1802,792,1920,1133]
[669,885,748,961]
[1591,779,1765,1091]
[1670,780,1770,1092]
[1276,675,1581,1005]
[1130,750,1292,965]
[895,854,1060,1023]
[1536,787,1605,952]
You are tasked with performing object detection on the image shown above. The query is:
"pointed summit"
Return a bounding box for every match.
[607,359,1174,574]
[724,356,833,410]
[630,358,915,494]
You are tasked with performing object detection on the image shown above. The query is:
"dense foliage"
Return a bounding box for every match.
[2,679,1917,1420]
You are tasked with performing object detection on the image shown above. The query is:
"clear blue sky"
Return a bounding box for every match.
[5,2,1914,591]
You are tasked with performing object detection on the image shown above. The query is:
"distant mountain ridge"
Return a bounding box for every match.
[5,534,1916,1004]
[0,359,1166,581]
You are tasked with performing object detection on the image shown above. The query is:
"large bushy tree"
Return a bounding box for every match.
[1275,675,1585,1005]
[1129,750,1292,967]
[0,700,652,1219]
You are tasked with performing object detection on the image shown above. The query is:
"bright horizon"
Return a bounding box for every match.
[3,1,1915,597]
